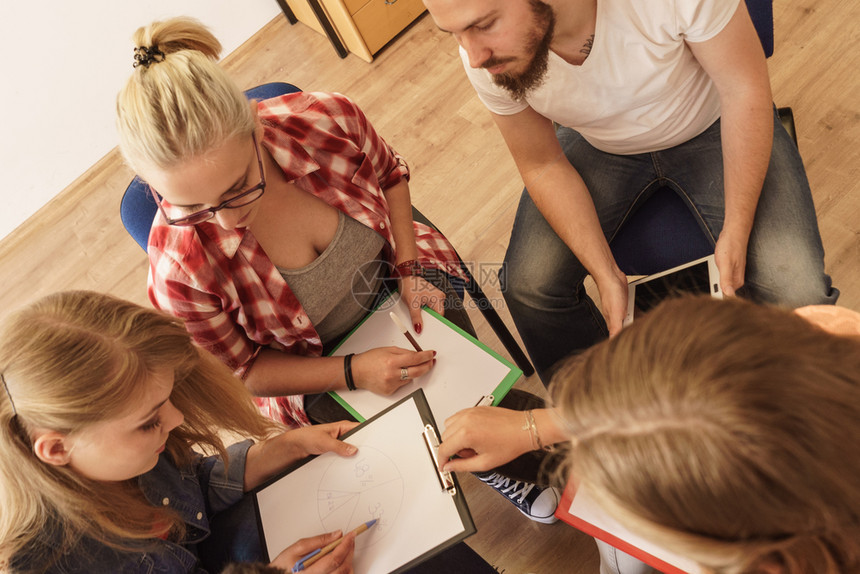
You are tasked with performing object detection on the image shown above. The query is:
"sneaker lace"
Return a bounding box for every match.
[483,473,536,504]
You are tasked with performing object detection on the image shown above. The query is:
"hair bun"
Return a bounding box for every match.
[133,45,165,69]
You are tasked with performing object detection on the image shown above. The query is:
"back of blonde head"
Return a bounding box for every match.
[116,17,255,173]
[552,296,860,574]
[0,291,276,572]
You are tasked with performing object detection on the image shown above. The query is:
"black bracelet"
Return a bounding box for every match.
[344,353,356,391]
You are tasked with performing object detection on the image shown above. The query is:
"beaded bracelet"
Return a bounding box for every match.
[394,259,426,278]
[343,353,356,391]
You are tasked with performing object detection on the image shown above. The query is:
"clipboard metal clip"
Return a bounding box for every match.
[422,424,456,495]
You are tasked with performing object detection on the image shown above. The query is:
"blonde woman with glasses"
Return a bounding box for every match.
[115,16,476,430]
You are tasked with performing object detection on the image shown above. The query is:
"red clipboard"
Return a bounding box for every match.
[555,481,702,574]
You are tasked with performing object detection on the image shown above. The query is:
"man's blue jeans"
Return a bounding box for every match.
[502,108,838,384]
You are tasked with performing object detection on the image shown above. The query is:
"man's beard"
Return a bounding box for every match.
[489,0,556,101]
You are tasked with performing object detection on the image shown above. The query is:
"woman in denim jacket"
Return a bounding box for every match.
[0,291,358,574]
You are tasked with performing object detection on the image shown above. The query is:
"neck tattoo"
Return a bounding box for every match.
[580,34,595,57]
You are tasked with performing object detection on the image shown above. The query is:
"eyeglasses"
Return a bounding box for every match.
[152,134,266,226]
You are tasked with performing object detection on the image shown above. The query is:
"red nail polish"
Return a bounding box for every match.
[414,323,422,334]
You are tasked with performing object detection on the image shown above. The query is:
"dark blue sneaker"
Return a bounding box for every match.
[478,473,560,523]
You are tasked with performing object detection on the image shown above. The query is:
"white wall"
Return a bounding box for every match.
[0,1,280,240]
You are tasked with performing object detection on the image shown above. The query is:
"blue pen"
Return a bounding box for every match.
[292,519,377,572]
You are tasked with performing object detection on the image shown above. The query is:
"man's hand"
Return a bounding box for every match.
[594,266,630,337]
[714,229,749,297]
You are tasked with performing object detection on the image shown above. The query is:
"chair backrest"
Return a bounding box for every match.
[746,0,774,58]
[119,82,302,252]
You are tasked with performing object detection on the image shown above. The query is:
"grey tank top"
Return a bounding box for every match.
[278,211,386,346]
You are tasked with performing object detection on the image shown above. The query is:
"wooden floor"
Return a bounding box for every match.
[1,2,857,572]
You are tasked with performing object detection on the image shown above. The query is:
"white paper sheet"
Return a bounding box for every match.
[330,297,519,431]
[256,397,468,574]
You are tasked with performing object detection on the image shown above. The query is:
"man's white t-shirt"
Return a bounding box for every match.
[462,0,741,155]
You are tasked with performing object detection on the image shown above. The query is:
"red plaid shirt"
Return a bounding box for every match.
[148,92,463,428]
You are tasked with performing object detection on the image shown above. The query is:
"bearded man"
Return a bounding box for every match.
[423,0,837,385]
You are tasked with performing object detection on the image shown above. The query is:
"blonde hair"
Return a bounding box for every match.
[0,291,279,572]
[116,17,255,173]
[552,296,860,574]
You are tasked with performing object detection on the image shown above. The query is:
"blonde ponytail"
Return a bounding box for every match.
[116,17,255,173]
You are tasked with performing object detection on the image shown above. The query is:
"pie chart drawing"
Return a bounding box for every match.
[317,445,404,545]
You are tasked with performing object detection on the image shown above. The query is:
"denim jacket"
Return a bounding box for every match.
[12,440,253,574]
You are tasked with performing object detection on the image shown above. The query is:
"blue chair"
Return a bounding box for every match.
[609,0,795,275]
[119,81,536,376]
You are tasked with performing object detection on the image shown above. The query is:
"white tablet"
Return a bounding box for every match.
[623,255,722,327]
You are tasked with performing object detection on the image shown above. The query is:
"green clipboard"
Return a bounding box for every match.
[327,294,522,424]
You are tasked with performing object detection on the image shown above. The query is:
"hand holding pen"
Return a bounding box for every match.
[390,312,423,352]
[292,520,376,572]
[334,313,433,396]
[269,520,376,573]
[349,347,436,395]
[269,527,359,573]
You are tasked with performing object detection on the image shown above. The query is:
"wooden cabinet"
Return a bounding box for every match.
[286,0,426,62]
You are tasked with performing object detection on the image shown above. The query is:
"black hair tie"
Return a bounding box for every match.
[133,45,166,69]
[344,354,356,391]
